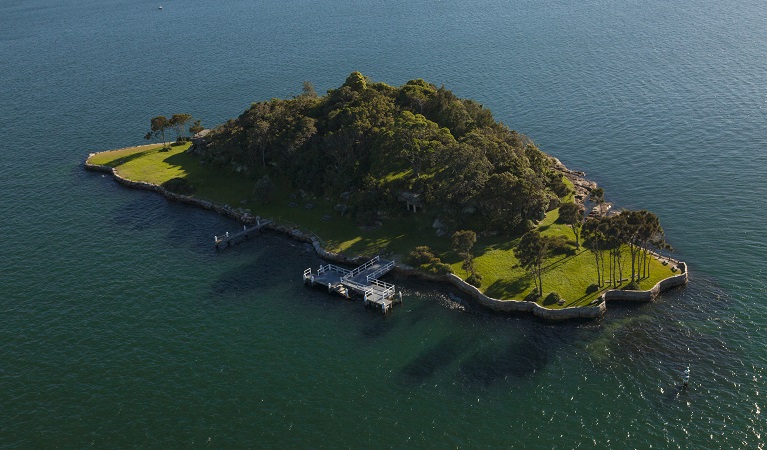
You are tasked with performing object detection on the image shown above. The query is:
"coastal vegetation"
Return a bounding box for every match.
[87,73,677,309]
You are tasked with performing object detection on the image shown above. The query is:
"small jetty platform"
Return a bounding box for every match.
[303,256,399,313]
[214,218,272,250]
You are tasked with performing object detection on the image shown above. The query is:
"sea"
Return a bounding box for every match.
[1,0,765,447]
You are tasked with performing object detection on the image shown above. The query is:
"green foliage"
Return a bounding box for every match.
[451,230,477,259]
[169,113,192,141]
[524,289,541,302]
[343,71,367,91]
[544,235,573,256]
[189,119,204,135]
[586,283,600,294]
[199,73,560,235]
[425,260,454,275]
[147,115,172,147]
[89,143,678,310]
[466,272,483,288]
[409,246,436,265]
[544,291,561,305]
[515,229,548,295]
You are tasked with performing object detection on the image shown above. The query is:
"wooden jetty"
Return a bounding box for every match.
[303,256,400,313]
[214,218,272,250]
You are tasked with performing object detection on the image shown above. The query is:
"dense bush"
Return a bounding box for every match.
[544,291,562,305]
[545,235,573,255]
[200,73,567,235]
[409,246,435,265]
[524,289,540,302]
[466,272,483,288]
[586,283,600,294]
[624,281,640,290]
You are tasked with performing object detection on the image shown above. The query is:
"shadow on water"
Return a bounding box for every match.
[458,334,551,385]
[400,335,471,383]
[112,196,168,232]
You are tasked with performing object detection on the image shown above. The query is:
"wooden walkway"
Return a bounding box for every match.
[303,256,399,313]
[214,218,272,250]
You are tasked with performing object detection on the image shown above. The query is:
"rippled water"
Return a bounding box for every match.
[1,0,765,447]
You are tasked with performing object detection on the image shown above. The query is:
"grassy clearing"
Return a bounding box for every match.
[88,145,678,308]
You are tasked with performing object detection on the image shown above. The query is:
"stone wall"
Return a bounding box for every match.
[444,273,606,321]
[85,155,688,322]
[601,262,688,303]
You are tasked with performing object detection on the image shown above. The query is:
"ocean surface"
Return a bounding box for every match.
[1,0,765,447]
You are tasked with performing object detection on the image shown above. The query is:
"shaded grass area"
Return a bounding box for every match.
[88,145,678,309]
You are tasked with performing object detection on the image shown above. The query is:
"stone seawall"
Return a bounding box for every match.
[85,154,688,322]
[602,262,688,303]
[445,273,606,320]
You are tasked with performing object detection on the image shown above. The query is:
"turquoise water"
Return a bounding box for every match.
[1,0,765,447]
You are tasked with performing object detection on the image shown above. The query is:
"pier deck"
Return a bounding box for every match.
[303,256,398,312]
[214,218,272,249]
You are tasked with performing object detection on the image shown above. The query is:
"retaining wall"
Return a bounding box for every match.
[85,155,688,321]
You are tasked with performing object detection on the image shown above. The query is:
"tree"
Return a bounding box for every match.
[589,187,605,217]
[343,71,367,91]
[451,229,478,280]
[582,218,604,286]
[146,115,171,148]
[558,202,584,249]
[169,113,192,141]
[189,119,204,135]
[515,230,548,298]
[301,81,317,98]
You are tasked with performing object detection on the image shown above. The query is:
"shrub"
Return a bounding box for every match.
[545,291,561,303]
[409,246,435,265]
[624,281,640,290]
[162,177,195,195]
[545,235,573,256]
[586,283,600,294]
[427,261,454,275]
[466,272,483,288]
[525,289,541,302]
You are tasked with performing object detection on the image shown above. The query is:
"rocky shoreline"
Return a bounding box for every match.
[84,150,688,321]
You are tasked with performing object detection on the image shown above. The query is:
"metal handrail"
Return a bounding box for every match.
[344,256,380,279]
[366,260,394,280]
[318,264,351,276]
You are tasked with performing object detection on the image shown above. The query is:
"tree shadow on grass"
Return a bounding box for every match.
[484,277,531,300]
[101,148,160,167]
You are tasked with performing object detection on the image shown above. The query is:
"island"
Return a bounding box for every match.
[85,72,687,320]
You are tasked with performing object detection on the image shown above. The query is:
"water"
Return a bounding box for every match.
[1,0,765,447]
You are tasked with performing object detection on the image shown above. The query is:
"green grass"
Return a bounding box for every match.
[88,144,678,309]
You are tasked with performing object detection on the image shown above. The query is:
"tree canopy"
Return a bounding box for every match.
[195,73,572,232]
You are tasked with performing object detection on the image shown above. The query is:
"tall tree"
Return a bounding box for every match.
[169,113,192,141]
[515,230,548,297]
[589,187,605,217]
[147,115,171,148]
[301,81,317,98]
[451,229,477,276]
[189,119,204,135]
[582,218,604,286]
[558,202,584,249]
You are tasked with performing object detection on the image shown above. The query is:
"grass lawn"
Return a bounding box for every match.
[88,144,678,308]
